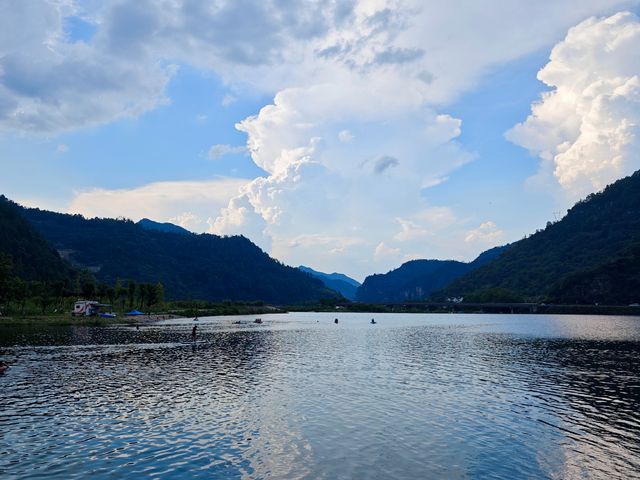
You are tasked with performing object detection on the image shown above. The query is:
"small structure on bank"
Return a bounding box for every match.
[72,300,113,317]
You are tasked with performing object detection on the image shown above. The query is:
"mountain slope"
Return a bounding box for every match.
[356,245,506,303]
[137,218,191,235]
[18,205,338,304]
[547,241,640,305]
[0,196,74,282]
[442,170,640,301]
[298,266,361,300]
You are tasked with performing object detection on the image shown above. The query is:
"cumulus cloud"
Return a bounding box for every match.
[374,242,402,261]
[56,143,69,153]
[373,155,399,174]
[168,212,201,231]
[507,11,640,199]
[338,129,354,143]
[3,0,638,277]
[464,221,504,245]
[208,144,247,160]
[0,0,175,134]
[208,76,476,276]
[68,178,246,229]
[2,0,632,135]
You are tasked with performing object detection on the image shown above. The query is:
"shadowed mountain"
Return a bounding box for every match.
[547,241,640,305]
[440,170,640,303]
[137,218,191,235]
[0,196,75,282]
[298,266,361,301]
[15,203,339,304]
[356,245,506,303]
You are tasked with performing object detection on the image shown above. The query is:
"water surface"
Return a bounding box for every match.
[1,313,639,479]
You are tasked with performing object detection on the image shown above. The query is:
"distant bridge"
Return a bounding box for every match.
[333,302,640,316]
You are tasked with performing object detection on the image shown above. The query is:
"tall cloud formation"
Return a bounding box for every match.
[2,1,638,277]
[507,12,640,199]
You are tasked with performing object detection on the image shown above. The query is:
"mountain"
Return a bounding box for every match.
[356,245,506,303]
[441,170,640,302]
[298,266,361,300]
[137,218,191,235]
[17,203,339,304]
[547,241,640,305]
[0,196,75,282]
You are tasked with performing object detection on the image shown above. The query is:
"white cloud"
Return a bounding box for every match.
[208,144,247,160]
[374,242,401,261]
[465,221,504,245]
[56,143,69,153]
[394,218,430,242]
[221,94,237,107]
[208,77,477,277]
[3,0,639,278]
[1,1,634,135]
[168,211,201,231]
[338,129,354,143]
[68,178,246,229]
[507,11,640,199]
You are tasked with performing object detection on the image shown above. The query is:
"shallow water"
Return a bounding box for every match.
[1,313,639,479]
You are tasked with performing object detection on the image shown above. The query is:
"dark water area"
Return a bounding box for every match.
[1,313,639,479]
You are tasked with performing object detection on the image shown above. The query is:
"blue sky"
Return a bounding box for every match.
[1,1,639,280]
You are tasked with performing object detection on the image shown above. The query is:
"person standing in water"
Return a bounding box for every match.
[191,324,198,340]
[334,318,339,324]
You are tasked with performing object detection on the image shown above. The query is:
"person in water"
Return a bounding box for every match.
[371,318,376,324]
[191,324,198,339]
[334,318,339,324]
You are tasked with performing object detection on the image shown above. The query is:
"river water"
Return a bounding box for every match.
[1,313,639,479]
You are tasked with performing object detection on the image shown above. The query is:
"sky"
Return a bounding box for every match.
[1,0,640,281]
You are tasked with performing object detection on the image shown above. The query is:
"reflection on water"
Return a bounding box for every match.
[1,313,639,479]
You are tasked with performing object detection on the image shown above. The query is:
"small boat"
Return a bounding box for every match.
[99,313,117,318]
[254,318,263,324]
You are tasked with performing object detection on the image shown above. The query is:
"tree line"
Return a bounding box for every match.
[0,252,164,316]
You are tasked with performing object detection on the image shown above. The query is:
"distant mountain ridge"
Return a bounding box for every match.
[298,266,361,300]
[440,170,640,302]
[15,203,339,304]
[137,218,191,235]
[356,245,506,303]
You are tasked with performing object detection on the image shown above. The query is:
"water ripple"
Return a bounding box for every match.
[1,313,639,479]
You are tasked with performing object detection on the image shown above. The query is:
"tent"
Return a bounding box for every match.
[126,310,144,316]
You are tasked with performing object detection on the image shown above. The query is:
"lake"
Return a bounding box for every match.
[1,313,639,479]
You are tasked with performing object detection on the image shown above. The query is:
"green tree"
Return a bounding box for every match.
[115,278,126,311]
[0,253,13,312]
[80,272,96,299]
[127,280,136,309]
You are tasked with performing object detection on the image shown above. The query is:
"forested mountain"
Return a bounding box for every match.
[547,241,640,305]
[0,196,75,282]
[298,266,361,301]
[137,218,191,235]
[17,204,338,304]
[356,245,506,303]
[441,170,640,302]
